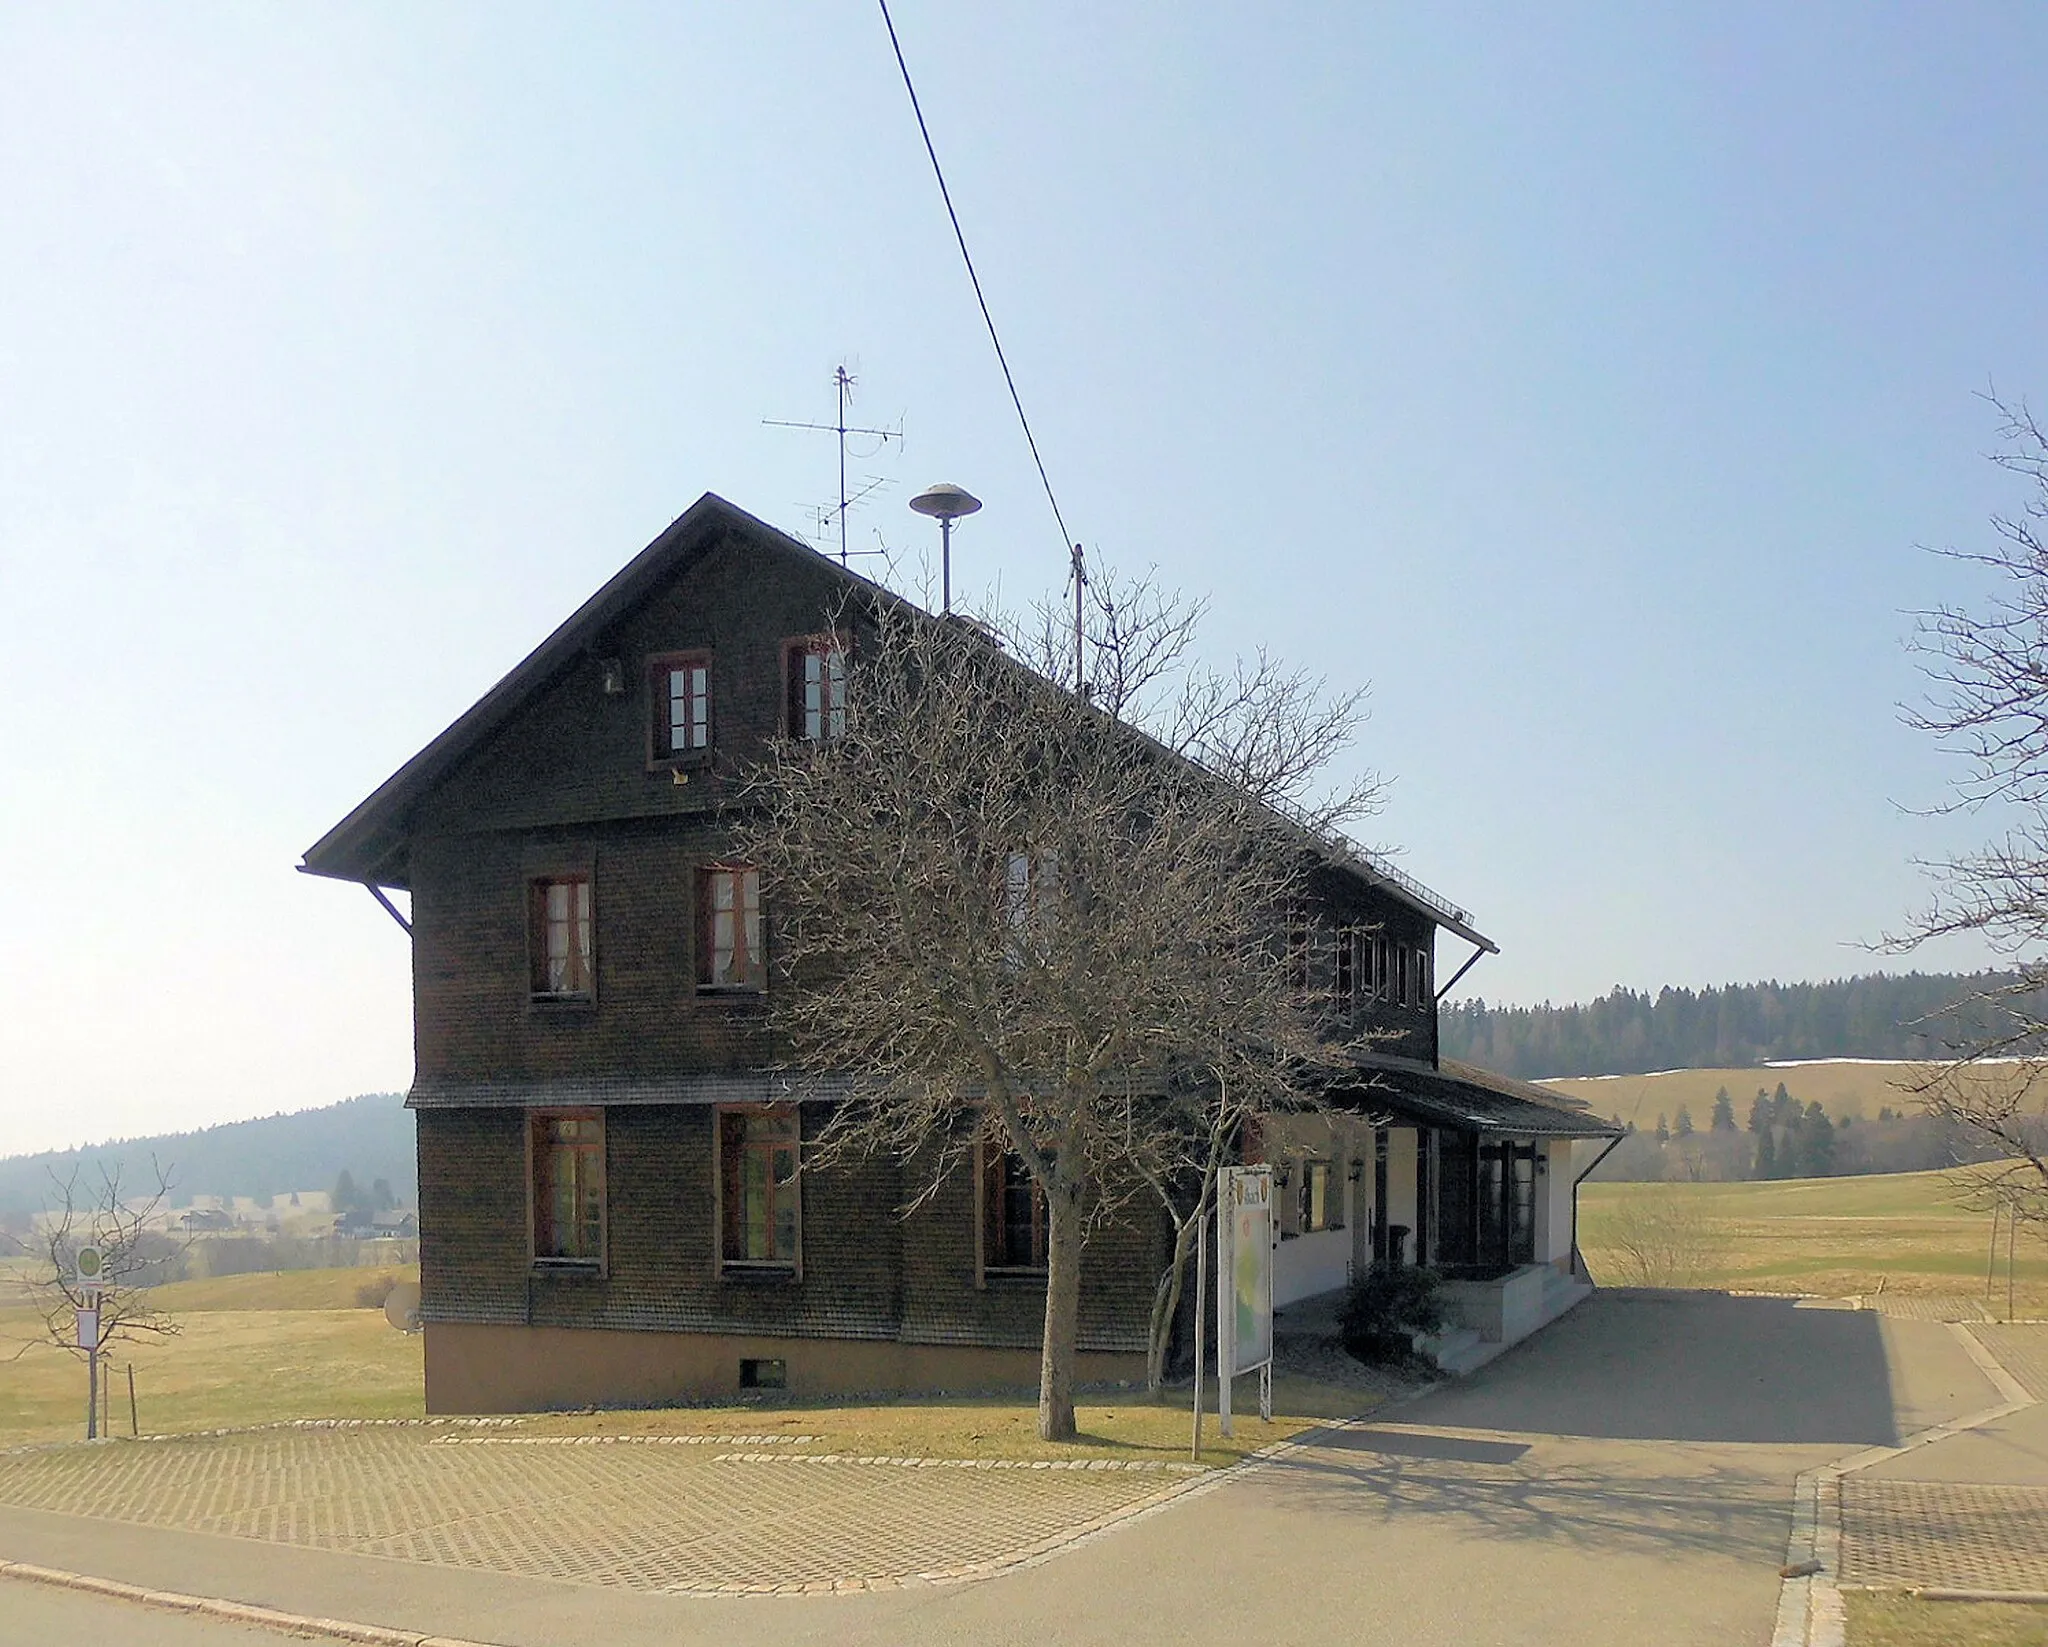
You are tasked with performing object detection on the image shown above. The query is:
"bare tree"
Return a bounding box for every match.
[733,568,1382,1439]
[1579,1189,1714,1288]
[5,1159,184,1437]
[1898,394,2048,1199]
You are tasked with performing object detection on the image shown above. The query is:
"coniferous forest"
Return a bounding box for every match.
[1439,971,2015,1079]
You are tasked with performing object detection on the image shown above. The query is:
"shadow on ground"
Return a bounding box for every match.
[1399,1290,1898,1446]
[1260,1441,1796,1563]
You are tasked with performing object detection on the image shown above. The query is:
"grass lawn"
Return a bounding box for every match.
[1847,1593,2048,1646]
[510,1369,1367,1467]
[0,1263,1373,1464]
[1577,1168,2048,1313]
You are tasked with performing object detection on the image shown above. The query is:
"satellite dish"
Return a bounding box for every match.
[383,1281,423,1334]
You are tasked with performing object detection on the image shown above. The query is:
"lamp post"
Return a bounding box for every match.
[909,483,982,613]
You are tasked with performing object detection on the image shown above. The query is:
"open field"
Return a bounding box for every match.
[1577,1167,2048,1309]
[1543,1058,2029,1128]
[0,1262,1367,1463]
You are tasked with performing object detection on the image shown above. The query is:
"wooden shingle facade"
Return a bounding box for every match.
[303,494,1617,1410]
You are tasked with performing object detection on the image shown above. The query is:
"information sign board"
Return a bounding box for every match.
[1215,1165,1274,1436]
[1224,1168,1273,1375]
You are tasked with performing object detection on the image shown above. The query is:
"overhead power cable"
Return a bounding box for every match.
[876,0,1078,560]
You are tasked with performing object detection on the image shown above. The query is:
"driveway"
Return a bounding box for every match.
[0,1291,2003,1646]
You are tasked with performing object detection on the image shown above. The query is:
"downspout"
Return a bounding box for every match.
[1568,1134,1624,1283]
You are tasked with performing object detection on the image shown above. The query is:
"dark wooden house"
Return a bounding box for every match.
[301,495,1618,1410]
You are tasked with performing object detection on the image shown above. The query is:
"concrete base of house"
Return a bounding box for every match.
[421,1322,1149,1414]
[1420,1263,1593,1375]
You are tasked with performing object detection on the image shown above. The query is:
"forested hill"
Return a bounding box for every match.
[1440,972,2015,1080]
[0,1094,411,1224]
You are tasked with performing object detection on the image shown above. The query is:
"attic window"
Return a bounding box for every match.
[786,636,848,742]
[650,652,712,762]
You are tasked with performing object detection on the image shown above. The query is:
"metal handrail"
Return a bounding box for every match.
[1261,791,1473,928]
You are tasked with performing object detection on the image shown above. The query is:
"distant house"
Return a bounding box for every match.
[339,1207,419,1240]
[302,495,1618,1413]
[178,1207,235,1234]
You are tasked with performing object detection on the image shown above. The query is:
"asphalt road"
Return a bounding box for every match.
[0,1585,308,1647]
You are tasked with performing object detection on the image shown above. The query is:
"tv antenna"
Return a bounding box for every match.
[764,365,903,564]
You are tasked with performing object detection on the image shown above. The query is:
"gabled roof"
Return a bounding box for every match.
[298,490,1493,949]
[298,493,849,888]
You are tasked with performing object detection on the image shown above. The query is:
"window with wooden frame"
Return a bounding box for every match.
[1416,942,1432,1005]
[785,634,849,743]
[648,651,711,763]
[981,1145,1050,1275]
[718,1106,800,1271]
[1298,1159,1332,1233]
[1372,934,1390,1002]
[1284,899,1310,991]
[1335,926,1359,1012]
[1395,943,1413,1008]
[1002,848,1062,968]
[697,865,764,992]
[528,875,594,1000]
[531,1111,604,1265]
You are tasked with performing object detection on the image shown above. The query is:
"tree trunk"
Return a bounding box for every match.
[1146,1210,1198,1396]
[1038,1185,1084,1441]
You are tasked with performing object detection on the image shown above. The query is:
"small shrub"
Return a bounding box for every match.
[1581,1189,1714,1287]
[353,1272,395,1309]
[1341,1262,1448,1364]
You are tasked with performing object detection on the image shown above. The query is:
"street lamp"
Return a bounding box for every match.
[909,483,982,614]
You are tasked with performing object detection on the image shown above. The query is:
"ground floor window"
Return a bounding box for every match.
[531,1110,604,1264]
[719,1106,800,1270]
[981,1146,1049,1274]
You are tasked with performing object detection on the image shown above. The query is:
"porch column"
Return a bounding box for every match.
[1384,1129,1419,1264]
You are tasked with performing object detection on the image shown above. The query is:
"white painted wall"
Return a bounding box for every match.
[1385,1128,1419,1264]
[1535,1138,1576,1267]
[1274,1227,1351,1306]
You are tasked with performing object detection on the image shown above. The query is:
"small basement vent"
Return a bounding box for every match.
[739,1358,786,1391]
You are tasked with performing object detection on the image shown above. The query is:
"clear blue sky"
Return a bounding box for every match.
[4,4,2044,1156]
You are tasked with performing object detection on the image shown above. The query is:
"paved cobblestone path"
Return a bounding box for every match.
[1832,1321,2048,1599]
[1972,1323,2048,1398]
[1869,1293,1988,1323]
[0,1429,1202,1594]
[1838,1477,2048,1592]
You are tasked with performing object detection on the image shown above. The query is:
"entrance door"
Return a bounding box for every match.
[1476,1139,1538,1272]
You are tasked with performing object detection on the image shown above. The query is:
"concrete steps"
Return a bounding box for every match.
[1418,1324,1497,1376]
[1422,1268,1594,1377]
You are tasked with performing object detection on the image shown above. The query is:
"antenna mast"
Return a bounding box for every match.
[1069,543,1086,691]
[764,365,902,564]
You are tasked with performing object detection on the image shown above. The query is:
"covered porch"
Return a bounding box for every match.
[1262,1056,1623,1374]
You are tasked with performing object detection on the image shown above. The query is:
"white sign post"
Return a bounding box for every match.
[1216,1165,1274,1437]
